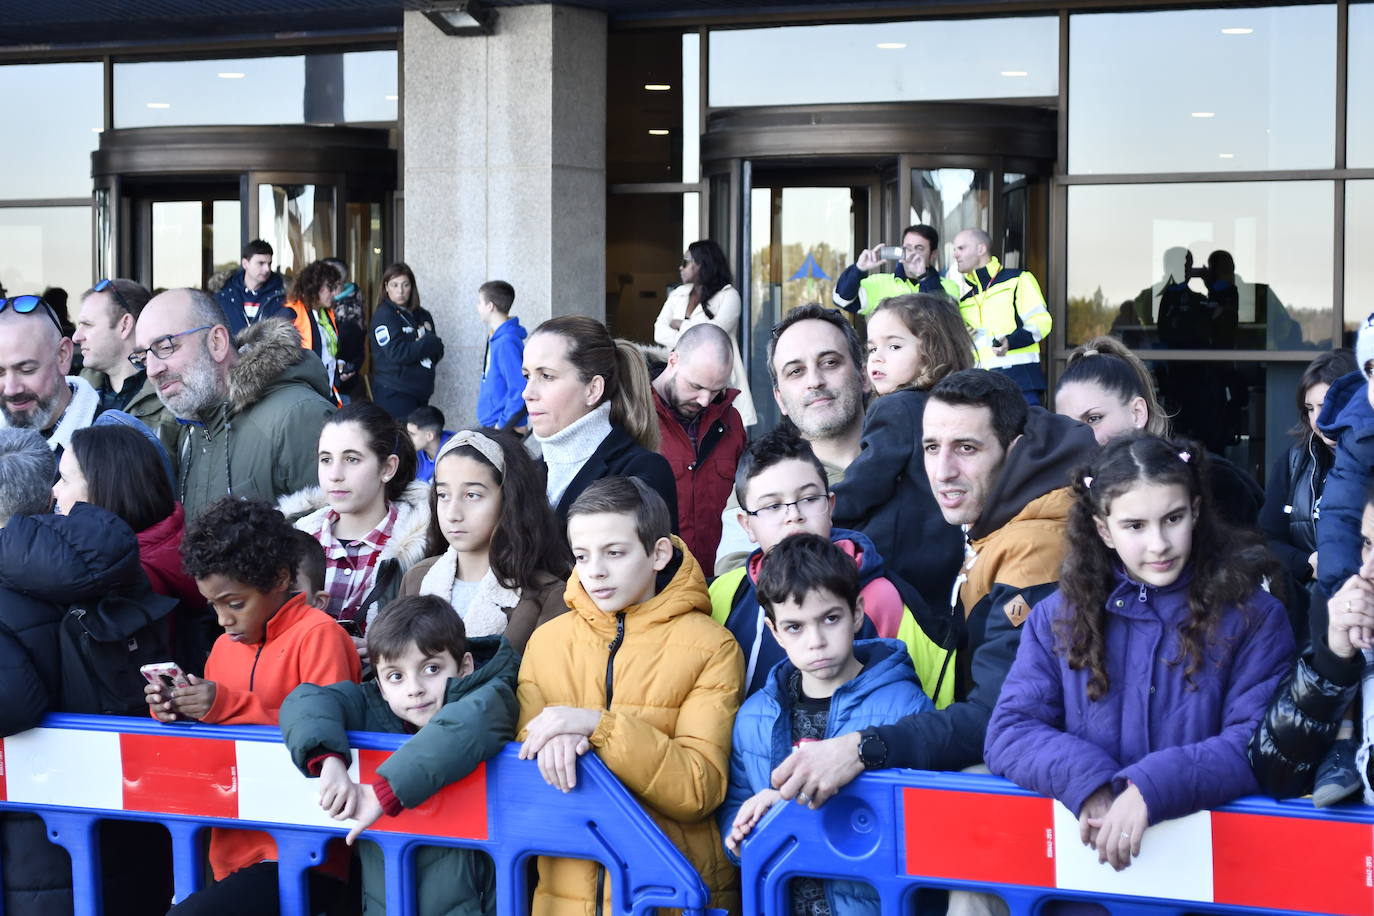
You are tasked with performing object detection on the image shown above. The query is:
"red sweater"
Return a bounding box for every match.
[201,593,361,881]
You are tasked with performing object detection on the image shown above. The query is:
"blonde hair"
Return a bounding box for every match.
[1061,336,1171,436]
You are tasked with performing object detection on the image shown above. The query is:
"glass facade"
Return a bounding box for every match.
[0,62,103,199]
[1347,181,1374,333]
[259,184,335,277]
[1350,4,1374,166]
[0,207,93,297]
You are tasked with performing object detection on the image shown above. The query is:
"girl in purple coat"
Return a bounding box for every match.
[985,433,1295,872]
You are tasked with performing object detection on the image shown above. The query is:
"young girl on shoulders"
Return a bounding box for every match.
[401,428,571,653]
[280,401,431,655]
[985,433,1295,871]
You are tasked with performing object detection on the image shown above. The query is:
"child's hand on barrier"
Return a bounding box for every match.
[1077,784,1115,848]
[530,732,590,793]
[145,681,177,722]
[727,788,782,854]
[1089,783,1148,871]
[318,756,358,820]
[345,784,384,845]
[519,706,602,757]
[167,674,217,721]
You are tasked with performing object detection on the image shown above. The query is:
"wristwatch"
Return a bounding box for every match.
[858,728,887,770]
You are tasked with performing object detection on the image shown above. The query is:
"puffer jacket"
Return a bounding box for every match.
[214,268,287,338]
[986,567,1294,822]
[721,639,929,916]
[653,384,747,569]
[281,636,519,916]
[516,541,743,915]
[280,480,433,631]
[1249,587,1363,799]
[1316,369,1373,596]
[177,319,337,520]
[875,407,1098,773]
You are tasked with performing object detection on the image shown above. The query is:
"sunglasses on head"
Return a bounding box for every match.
[93,278,136,317]
[0,295,62,331]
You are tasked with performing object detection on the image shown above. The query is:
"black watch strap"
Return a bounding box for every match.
[858,728,887,770]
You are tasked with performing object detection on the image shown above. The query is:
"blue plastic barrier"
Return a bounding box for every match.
[739,768,1374,916]
[0,713,718,916]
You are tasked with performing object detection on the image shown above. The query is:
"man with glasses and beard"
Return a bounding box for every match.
[0,295,101,456]
[135,288,336,520]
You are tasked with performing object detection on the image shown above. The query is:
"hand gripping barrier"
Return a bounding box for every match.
[741,768,1374,916]
[0,713,720,916]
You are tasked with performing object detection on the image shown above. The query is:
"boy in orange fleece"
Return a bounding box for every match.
[516,476,743,915]
[146,497,361,916]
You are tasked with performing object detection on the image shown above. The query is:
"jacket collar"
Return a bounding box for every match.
[964,256,1004,292]
[1105,563,1195,619]
[564,536,710,633]
[280,480,432,568]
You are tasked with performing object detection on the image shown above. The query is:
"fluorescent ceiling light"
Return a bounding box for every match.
[876,42,906,49]
[1221,27,1253,35]
[91,127,103,133]
[217,72,245,79]
[385,94,398,101]
[644,83,672,91]
[422,0,494,36]
[1191,111,1215,118]
[1219,153,1235,158]
[648,129,670,136]
[146,102,171,109]
[1001,70,1029,77]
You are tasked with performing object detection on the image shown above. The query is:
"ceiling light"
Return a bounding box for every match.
[648,129,670,136]
[1191,111,1215,118]
[422,0,495,36]
[1219,153,1235,159]
[643,83,672,91]
[385,94,398,101]
[1221,27,1253,34]
[876,42,906,49]
[1001,70,1029,77]
[146,102,171,109]
[217,72,245,79]
[91,127,103,133]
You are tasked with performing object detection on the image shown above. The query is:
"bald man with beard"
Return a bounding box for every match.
[0,299,101,455]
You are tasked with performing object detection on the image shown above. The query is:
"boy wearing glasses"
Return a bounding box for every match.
[709,427,949,702]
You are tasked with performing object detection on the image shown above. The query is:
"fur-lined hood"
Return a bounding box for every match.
[279,479,433,570]
[229,319,333,415]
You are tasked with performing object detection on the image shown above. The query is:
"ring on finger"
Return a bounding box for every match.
[798,793,812,805]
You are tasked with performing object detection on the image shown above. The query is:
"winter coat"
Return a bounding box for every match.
[1316,369,1372,596]
[477,317,528,429]
[986,567,1295,823]
[1260,437,1331,642]
[196,592,362,882]
[832,263,961,316]
[280,480,433,631]
[545,424,679,535]
[214,268,288,338]
[710,528,953,708]
[1249,586,1363,799]
[136,503,217,676]
[1207,452,1265,530]
[721,639,929,916]
[832,387,966,617]
[79,367,181,462]
[177,319,337,521]
[371,300,444,402]
[416,431,454,484]
[280,636,519,916]
[653,284,757,426]
[874,408,1099,773]
[516,541,743,915]
[653,385,747,568]
[400,559,567,655]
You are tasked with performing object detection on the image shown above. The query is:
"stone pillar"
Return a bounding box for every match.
[402,4,607,427]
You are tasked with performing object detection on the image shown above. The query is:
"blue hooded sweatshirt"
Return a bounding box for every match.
[477,316,528,429]
[1315,369,1374,596]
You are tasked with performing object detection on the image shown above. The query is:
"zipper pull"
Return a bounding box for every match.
[1138,583,1148,603]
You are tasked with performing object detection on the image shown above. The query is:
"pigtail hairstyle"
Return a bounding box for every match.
[427,428,573,590]
[1056,432,1278,701]
[533,316,660,452]
[322,401,418,503]
[872,293,975,391]
[1061,336,1171,437]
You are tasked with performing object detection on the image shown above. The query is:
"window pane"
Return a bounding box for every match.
[152,201,203,291]
[1349,4,1374,166]
[259,184,334,277]
[343,50,399,122]
[910,169,990,296]
[1346,181,1374,337]
[0,207,93,297]
[1068,6,1336,174]
[1066,182,1333,351]
[607,31,685,183]
[0,63,102,199]
[710,18,1057,107]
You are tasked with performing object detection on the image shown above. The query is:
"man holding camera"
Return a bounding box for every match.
[833,223,960,316]
[952,228,1052,406]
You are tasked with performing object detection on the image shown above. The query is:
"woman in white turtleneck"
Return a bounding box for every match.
[521,315,678,533]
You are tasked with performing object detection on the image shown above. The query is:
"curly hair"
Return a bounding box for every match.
[870,293,975,391]
[1056,433,1278,701]
[180,497,299,591]
[287,260,339,309]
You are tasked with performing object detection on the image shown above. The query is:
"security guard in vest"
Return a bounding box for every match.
[952,228,1052,405]
[834,223,961,317]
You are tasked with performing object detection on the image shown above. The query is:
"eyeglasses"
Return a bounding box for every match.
[93,278,135,317]
[742,493,829,519]
[129,325,212,370]
[0,295,63,332]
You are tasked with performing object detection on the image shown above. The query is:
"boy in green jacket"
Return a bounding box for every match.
[280,595,518,915]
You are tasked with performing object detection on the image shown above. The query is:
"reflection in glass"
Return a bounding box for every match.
[1068,6,1335,174]
[115,52,397,128]
[0,207,93,297]
[1350,5,1374,167]
[910,169,990,295]
[344,202,384,314]
[0,62,103,199]
[259,184,335,278]
[1066,182,1333,350]
[95,189,114,282]
[709,18,1057,107]
[212,201,242,277]
[1346,182,1374,338]
[681,33,700,184]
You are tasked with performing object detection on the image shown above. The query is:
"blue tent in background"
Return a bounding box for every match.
[788,252,830,281]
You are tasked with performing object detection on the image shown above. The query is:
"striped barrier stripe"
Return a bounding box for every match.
[904,787,1374,915]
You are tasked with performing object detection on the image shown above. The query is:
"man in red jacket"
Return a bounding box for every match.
[651,323,747,566]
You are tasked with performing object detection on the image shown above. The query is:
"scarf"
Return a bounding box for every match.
[0,376,102,452]
[536,401,612,508]
[417,547,520,638]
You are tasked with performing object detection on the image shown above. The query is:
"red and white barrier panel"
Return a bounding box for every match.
[0,727,487,841]
[905,787,1374,915]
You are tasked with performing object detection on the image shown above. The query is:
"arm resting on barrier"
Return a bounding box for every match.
[280,680,370,772]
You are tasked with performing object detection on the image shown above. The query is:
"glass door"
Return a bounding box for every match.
[121,180,242,293]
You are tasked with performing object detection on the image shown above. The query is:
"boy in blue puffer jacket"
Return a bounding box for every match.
[721,534,931,916]
[1316,315,1374,601]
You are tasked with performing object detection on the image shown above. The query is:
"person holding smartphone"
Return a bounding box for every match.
[833,224,961,318]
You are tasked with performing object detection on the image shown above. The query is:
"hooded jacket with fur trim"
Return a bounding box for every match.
[177,319,337,521]
[279,479,433,630]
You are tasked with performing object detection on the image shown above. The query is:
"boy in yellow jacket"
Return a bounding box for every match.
[517,476,743,914]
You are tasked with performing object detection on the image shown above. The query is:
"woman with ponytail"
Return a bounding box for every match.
[521,315,678,531]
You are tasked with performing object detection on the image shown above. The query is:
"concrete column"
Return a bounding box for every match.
[402,4,607,426]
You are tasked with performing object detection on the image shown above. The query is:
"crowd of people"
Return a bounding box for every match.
[0,223,1365,915]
